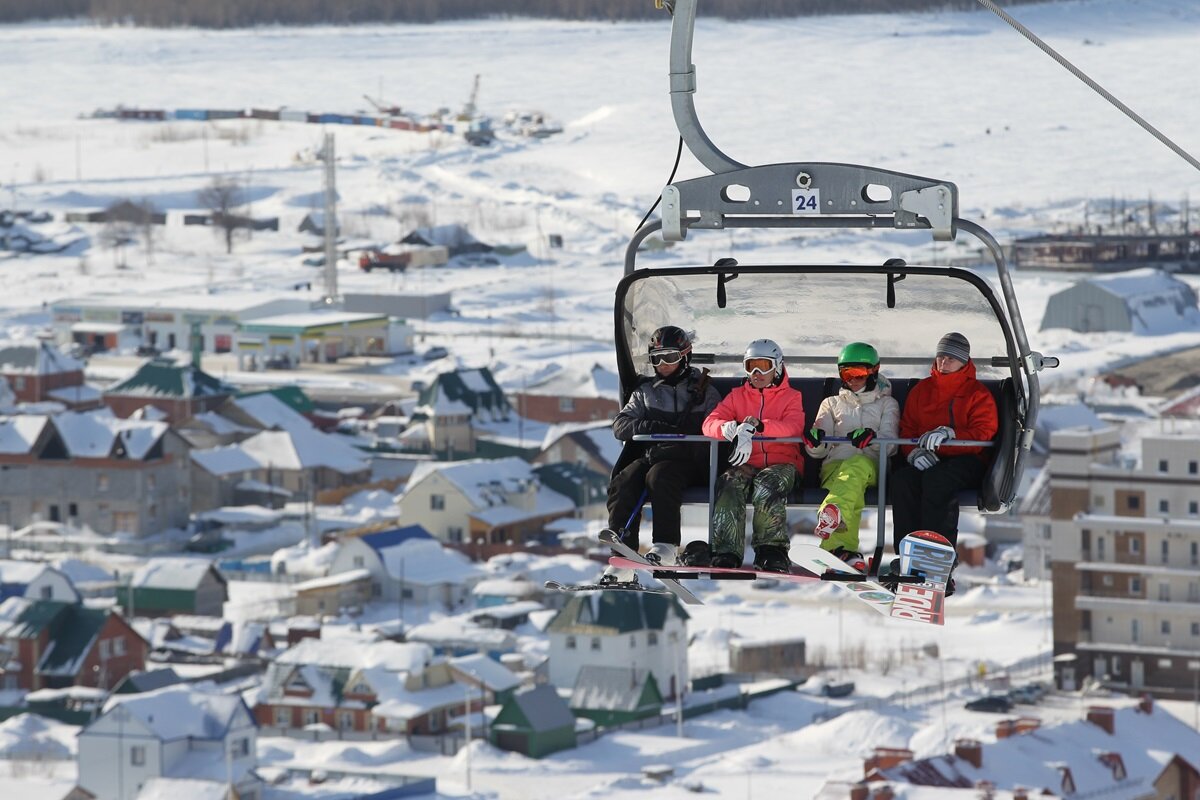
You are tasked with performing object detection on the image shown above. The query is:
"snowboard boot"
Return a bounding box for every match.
[645,542,677,566]
[680,541,712,568]
[752,545,791,574]
[814,503,842,539]
[830,546,867,573]
[710,551,742,569]
[945,557,960,597]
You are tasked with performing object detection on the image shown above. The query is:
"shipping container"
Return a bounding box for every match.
[208,109,244,120]
[388,119,414,131]
[249,108,281,121]
[280,110,308,123]
[173,109,209,121]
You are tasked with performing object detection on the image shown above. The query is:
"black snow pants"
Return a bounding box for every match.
[607,458,707,547]
[890,454,986,551]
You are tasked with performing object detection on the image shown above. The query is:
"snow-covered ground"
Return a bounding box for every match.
[2,1,1200,798]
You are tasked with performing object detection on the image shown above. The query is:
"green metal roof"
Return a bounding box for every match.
[106,360,233,399]
[1,600,111,677]
[237,385,314,414]
[546,591,687,635]
[417,367,510,415]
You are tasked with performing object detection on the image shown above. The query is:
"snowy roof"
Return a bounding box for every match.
[0,416,50,454]
[504,684,576,732]
[56,291,310,315]
[46,383,102,404]
[228,392,313,435]
[293,568,371,593]
[471,578,541,599]
[359,525,434,553]
[190,445,261,476]
[449,653,522,693]
[404,618,516,650]
[239,428,369,474]
[522,363,619,399]
[0,559,51,586]
[570,665,657,712]
[377,538,485,586]
[190,410,257,437]
[135,778,231,800]
[0,340,83,376]
[276,635,432,673]
[54,409,167,459]
[240,310,386,331]
[538,419,621,468]
[1085,267,1194,299]
[131,558,219,590]
[406,457,571,515]
[370,675,471,722]
[100,685,250,743]
[105,360,233,399]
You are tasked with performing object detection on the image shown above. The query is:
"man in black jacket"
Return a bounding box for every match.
[602,325,721,582]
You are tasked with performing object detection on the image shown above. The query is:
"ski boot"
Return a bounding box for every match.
[680,541,712,568]
[645,542,677,566]
[598,527,639,585]
[752,545,791,574]
[830,546,867,573]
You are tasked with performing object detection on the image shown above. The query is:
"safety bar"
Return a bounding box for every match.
[631,433,994,578]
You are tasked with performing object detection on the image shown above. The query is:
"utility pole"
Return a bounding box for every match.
[321,132,339,305]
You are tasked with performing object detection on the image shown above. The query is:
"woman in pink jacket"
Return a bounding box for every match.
[683,339,806,573]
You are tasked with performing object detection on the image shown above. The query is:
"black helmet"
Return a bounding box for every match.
[648,325,692,370]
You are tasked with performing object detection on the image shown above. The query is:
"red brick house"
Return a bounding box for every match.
[0,598,147,690]
[0,339,97,408]
[103,359,235,424]
[510,363,619,424]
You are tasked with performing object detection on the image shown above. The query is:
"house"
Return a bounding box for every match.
[547,592,689,699]
[327,526,484,608]
[857,698,1200,799]
[297,211,338,237]
[289,569,372,617]
[488,684,577,758]
[404,367,517,458]
[448,653,522,706]
[569,665,663,727]
[189,425,370,511]
[510,364,620,424]
[471,577,542,608]
[0,597,147,690]
[0,411,192,538]
[0,339,95,408]
[0,559,80,603]
[253,635,479,737]
[1040,268,1200,333]
[400,457,574,548]
[117,559,228,617]
[76,685,259,800]
[533,419,622,477]
[102,359,236,424]
[405,614,518,658]
[531,462,608,520]
[401,224,491,257]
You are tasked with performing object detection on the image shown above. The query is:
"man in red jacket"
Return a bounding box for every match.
[892,332,998,595]
[683,339,806,573]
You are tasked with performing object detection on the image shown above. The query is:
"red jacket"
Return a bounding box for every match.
[702,370,805,472]
[899,360,998,459]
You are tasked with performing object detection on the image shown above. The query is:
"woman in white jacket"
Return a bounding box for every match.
[801,342,900,570]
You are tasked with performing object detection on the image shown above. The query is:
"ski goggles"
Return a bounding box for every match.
[838,364,874,380]
[649,349,685,366]
[744,357,777,376]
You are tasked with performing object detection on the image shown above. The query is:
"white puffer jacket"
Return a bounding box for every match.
[805,373,901,463]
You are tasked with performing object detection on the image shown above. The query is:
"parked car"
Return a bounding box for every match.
[1007,685,1042,704]
[965,695,1014,713]
[421,346,449,361]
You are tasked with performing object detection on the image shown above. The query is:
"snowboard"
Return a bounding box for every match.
[543,579,674,597]
[889,530,955,625]
[597,530,703,605]
[607,556,820,584]
[789,543,899,617]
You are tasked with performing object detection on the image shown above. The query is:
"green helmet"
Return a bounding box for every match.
[838,341,879,367]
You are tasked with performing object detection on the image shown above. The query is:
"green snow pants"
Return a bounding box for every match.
[818,454,879,554]
[711,463,797,558]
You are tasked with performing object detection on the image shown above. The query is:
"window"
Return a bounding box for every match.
[630,635,637,648]
[274,708,290,727]
[430,494,445,511]
[1094,495,1106,508]
[99,640,110,660]
[1131,577,1142,594]
[566,636,576,650]
[1192,622,1199,636]
[130,745,145,766]
[1102,575,1114,587]
[146,474,156,491]
[1162,540,1170,564]
[13,376,25,391]
[349,682,372,696]
[1158,459,1169,473]
[338,712,354,730]
[1098,538,1106,561]
[233,737,250,757]
[1130,538,1141,554]
[1161,620,1171,635]
[147,504,157,520]
[1189,460,1198,475]
[448,526,464,543]
[1159,584,1171,602]
[591,637,601,651]
[558,397,575,412]
[1127,495,1141,511]
[1160,499,1170,514]
[39,586,52,600]
[1132,619,1140,642]
[353,556,364,568]
[648,632,658,646]
[97,474,109,492]
[1193,542,1199,566]
[114,638,126,656]
[68,503,78,518]
[304,710,320,725]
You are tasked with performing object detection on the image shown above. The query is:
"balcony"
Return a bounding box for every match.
[1075,594,1200,614]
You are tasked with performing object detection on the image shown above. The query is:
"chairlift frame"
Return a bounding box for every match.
[616,0,1058,524]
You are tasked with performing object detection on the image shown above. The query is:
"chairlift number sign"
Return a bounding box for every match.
[791,188,821,215]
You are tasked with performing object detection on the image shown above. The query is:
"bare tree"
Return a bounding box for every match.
[197,176,246,254]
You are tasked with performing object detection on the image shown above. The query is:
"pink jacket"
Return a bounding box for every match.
[702,370,806,473]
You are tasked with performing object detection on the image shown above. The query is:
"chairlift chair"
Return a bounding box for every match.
[613,0,1058,522]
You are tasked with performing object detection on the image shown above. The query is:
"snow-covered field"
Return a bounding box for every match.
[3,1,1200,798]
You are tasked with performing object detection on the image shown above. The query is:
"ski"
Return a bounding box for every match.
[789,543,897,617]
[543,579,674,596]
[597,530,703,605]
[889,530,955,626]
[608,556,819,584]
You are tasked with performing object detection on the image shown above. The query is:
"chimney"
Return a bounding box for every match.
[1013,788,1029,800]
[954,738,983,769]
[1086,706,1115,734]
[1137,694,1153,714]
[1014,716,1041,734]
[864,747,913,777]
[849,784,869,800]
[995,719,1016,739]
[872,787,894,800]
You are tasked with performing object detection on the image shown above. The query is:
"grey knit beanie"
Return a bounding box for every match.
[936,332,971,363]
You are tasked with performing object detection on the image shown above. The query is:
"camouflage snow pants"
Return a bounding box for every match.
[710,463,797,559]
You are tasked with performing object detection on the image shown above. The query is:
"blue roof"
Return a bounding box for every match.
[360,525,434,553]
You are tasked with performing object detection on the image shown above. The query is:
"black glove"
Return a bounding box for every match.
[635,419,675,436]
[849,427,876,449]
[802,426,824,449]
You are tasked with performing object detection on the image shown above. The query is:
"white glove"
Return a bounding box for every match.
[720,420,740,441]
[908,447,939,471]
[917,426,955,452]
[728,422,757,466]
